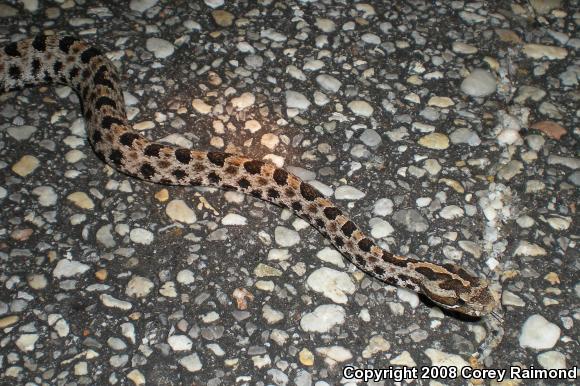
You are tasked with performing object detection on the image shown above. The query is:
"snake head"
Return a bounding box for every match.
[417,263,498,317]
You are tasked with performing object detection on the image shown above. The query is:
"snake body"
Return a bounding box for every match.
[0,34,497,317]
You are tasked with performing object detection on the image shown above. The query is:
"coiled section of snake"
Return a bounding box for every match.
[0,34,498,318]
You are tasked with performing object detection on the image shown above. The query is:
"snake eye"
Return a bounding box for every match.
[454,298,467,307]
[445,298,466,310]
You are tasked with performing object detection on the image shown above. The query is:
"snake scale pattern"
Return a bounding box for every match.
[0,34,497,317]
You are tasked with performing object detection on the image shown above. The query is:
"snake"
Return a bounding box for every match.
[0,34,498,319]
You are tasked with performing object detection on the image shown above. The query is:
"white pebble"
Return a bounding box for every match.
[146,37,175,59]
[373,198,394,216]
[166,200,196,224]
[304,59,325,71]
[47,314,70,338]
[221,213,247,225]
[439,205,464,219]
[32,186,57,207]
[191,99,212,114]
[176,269,196,285]
[361,33,381,45]
[514,241,546,256]
[347,100,374,117]
[316,346,353,364]
[100,294,132,310]
[262,304,284,324]
[231,92,255,110]
[53,259,90,278]
[315,18,336,32]
[16,334,39,352]
[7,125,36,141]
[452,41,478,54]
[497,128,521,146]
[307,267,355,304]
[316,74,342,93]
[159,281,177,297]
[335,185,365,200]
[397,288,420,308]
[300,304,345,332]
[369,218,394,238]
[274,226,300,247]
[519,314,561,350]
[260,29,287,42]
[460,69,497,97]
[268,249,290,261]
[121,322,136,344]
[261,133,280,149]
[129,228,154,245]
[168,335,193,351]
[316,247,345,268]
[285,90,311,109]
[359,129,382,146]
[425,348,469,368]
[244,119,261,133]
[179,353,202,372]
[537,351,567,370]
[126,276,154,298]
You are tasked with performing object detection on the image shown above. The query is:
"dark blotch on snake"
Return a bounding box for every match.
[323,206,341,220]
[140,163,156,179]
[92,130,102,144]
[119,132,140,148]
[285,187,296,197]
[238,178,251,189]
[208,172,221,184]
[93,65,114,89]
[101,116,124,130]
[80,47,102,64]
[174,149,192,164]
[69,66,80,80]
[42,70,52,83]
[53,61,63,74]
[31,59,41,76]
[4,43,20,57]
[144,144,163,157]
[291,201,302,212]
[273,169,288,186]
[373,266,385,276]
[267,188,280,199]
[58,36,77,53]
[108,149,124,165]
[358,238,374,252]
[207,152,229,167]
[243,160,264,175]
[172,169,187,180]
[341,221,356,237]
[300,182,322,201]
[8,65,21,80]
[95,96,116,110]
[32,35,47,51]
